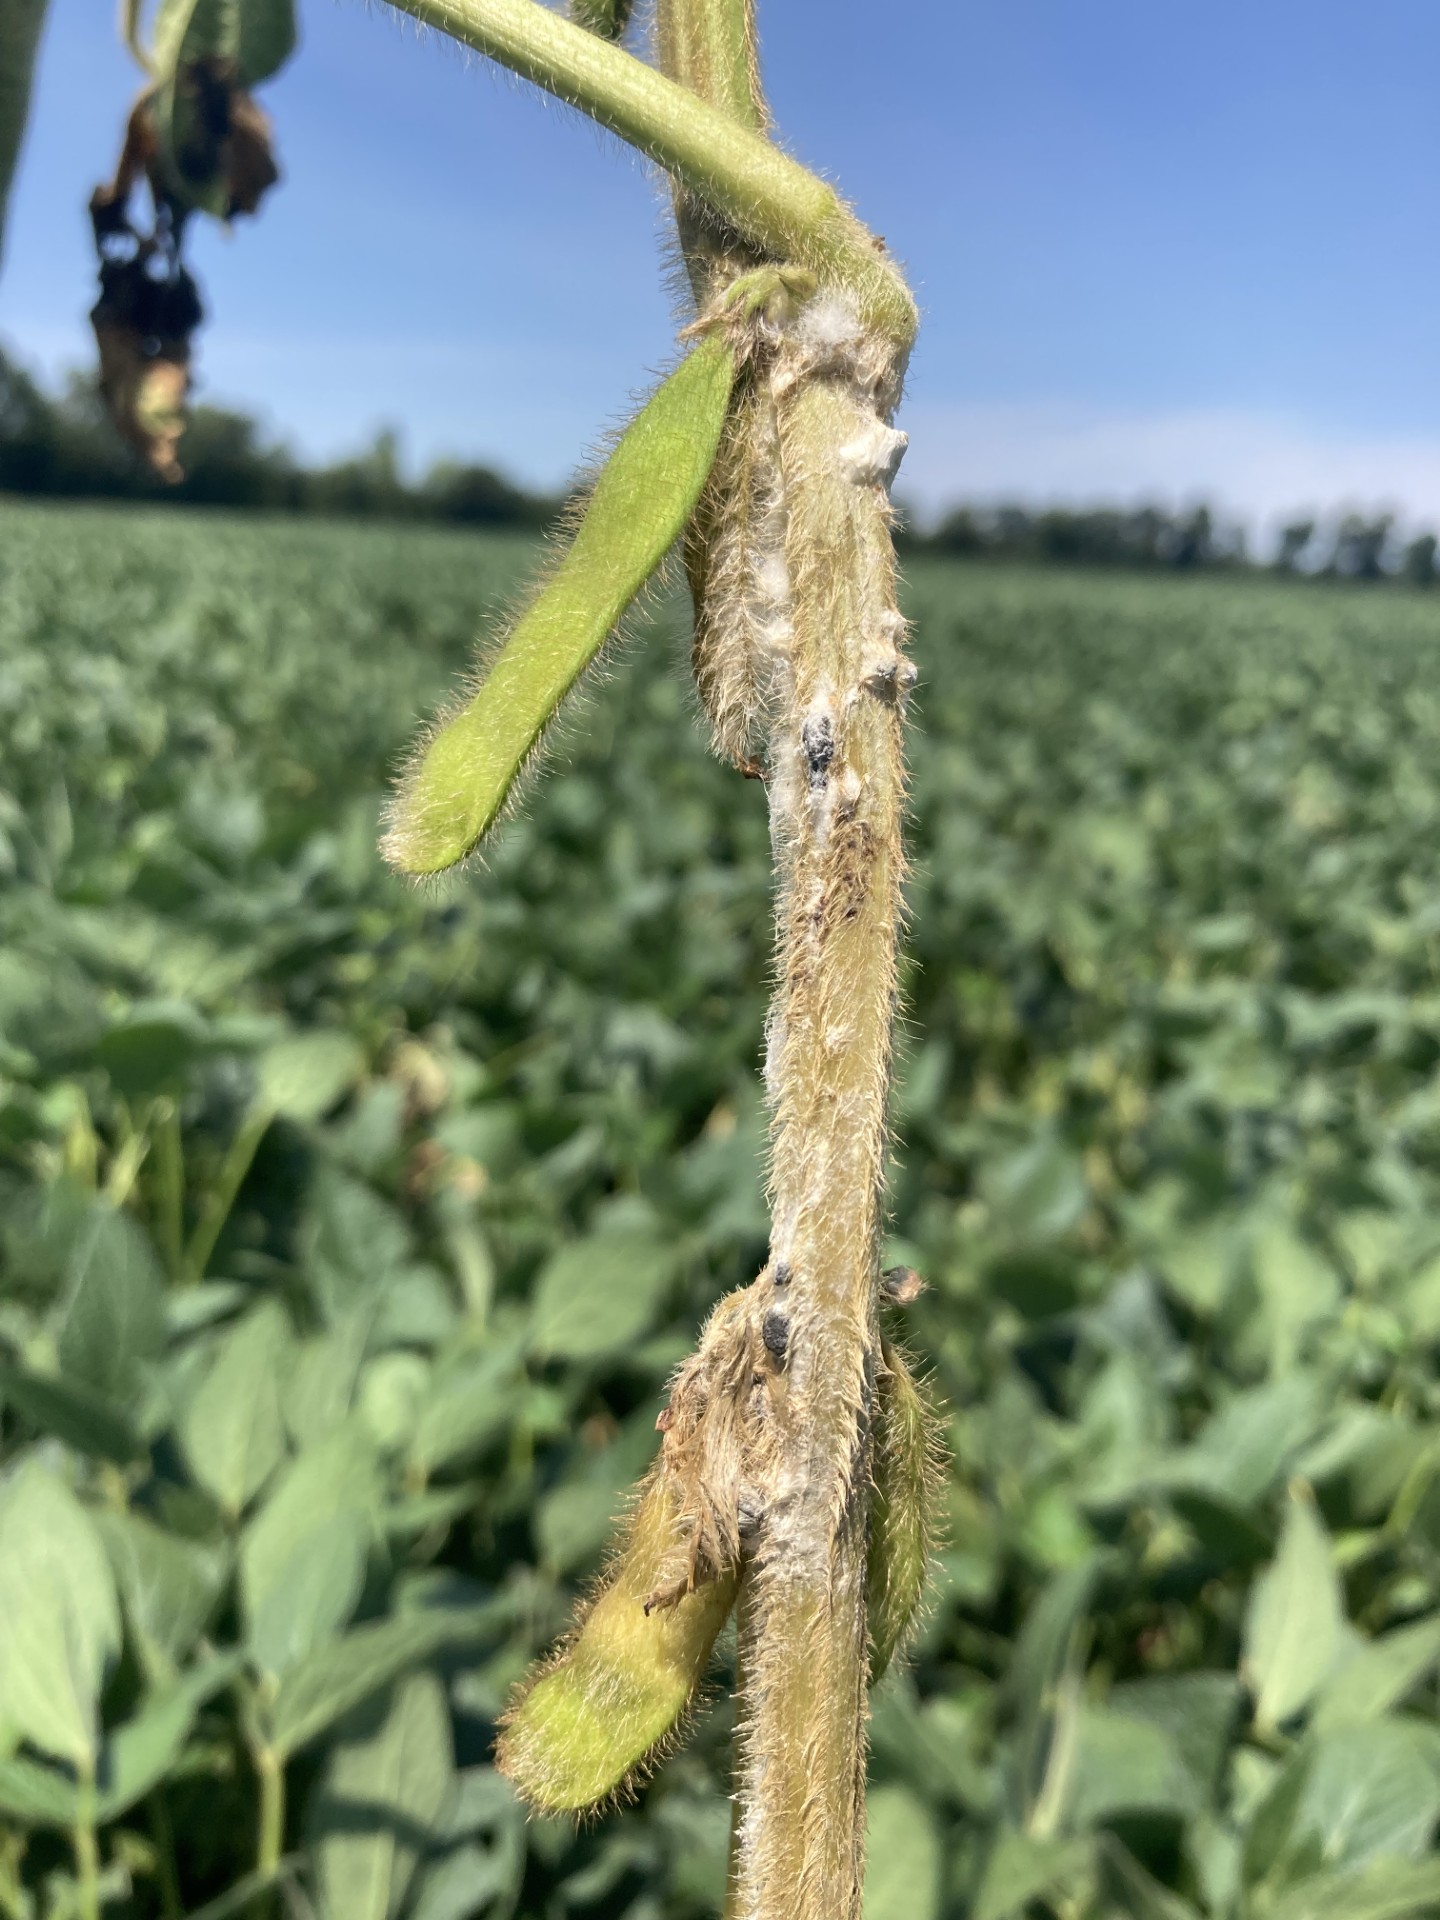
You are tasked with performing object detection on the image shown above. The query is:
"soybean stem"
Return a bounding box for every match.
[148,1790,183,1920]
[255,1749,285,1913]
[378,0,914,346]
[72,1768,100,1920]
[183,1102,272,1285]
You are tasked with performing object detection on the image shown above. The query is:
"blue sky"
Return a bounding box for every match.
[7,0,1440,530]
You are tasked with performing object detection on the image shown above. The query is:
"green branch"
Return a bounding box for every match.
[378,0,915,347]
[0,0,50,271]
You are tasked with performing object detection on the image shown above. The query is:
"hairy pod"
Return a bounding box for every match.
[496,1472,739,1814]
[866,1341,945,1682]
[569,0,634,41]
[686,373,779,769]
[384,330,735,875]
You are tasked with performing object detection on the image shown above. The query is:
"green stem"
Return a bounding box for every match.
[147,1790,183,1920]
[121,0,153,69]
[255,1749,284,1895]
[72,1767,100,1920]
[153,1096,185,1282]
[655,0,764,130]
[183,1102,272,1286]
[655,0,766,305]
[378,0,915,347]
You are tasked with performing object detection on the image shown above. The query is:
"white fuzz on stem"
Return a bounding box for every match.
[721,295,912,1920]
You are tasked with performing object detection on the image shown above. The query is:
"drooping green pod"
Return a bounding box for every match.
[383,329,735,876]
[569,0,634,41]
[866,1341,945,1682]
[497,1471,739,1814]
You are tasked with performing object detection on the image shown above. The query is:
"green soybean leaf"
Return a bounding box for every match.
[409,1838,522,1920]
[241,1426,378,1677]
[96,1002,208,1102]
[527,1225,675,1363]
[0,0,48,272]
[270,1605,503,1760]
[311,1672,454,1920]
[96,1652,243,1821]
[972,1830,1095,1920]
[259,1030,366,1125]
[864,1786,941,1920]
[1267,1859,1440,1920]
[1105,1673,1240,1809]
[407,1342,522,1479]
[1066,1707,1198,1826]
[1005,1557,1103,1815]
[384,332,735,875]
[0,1459,121,1769]
[1313,1614,1440,1732]
[150,0,293,216]
[95,1509,227,1684]
[1293,1722,1440,1871]
[152,0,296,87]
[56,1201,167,1402]
[0,1363,144,1463]
[179,1299,291,1519]
[0,1753,79,1827]
[1242,1487,1343,1732]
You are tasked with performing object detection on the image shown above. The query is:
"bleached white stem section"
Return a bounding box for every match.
[726,297,911,1920]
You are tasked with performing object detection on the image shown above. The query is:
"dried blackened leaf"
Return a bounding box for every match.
[92,321,190,483]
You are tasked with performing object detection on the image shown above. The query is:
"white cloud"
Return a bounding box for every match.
[897,399,1440,542]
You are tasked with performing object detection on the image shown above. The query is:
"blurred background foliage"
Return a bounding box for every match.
[3,504,1440,1918]
[3,345,1437,584]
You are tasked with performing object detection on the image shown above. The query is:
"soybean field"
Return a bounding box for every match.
[4,500,1440,1920]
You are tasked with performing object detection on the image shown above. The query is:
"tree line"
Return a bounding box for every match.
[913,501,1440,583]
[0,346,554,527]
[3,346,1436,580]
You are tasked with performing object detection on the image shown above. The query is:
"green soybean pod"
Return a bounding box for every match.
[384,330,736,876]
[497,1472,738,1814]
[866,1341,945,1683]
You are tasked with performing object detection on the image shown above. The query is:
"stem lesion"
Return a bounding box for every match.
[722,319,911,1920]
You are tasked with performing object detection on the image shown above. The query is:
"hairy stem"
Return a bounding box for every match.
[378,0,914,348]
[727,319,911,1920]
[654,0,764,132]
[654,0,765,306]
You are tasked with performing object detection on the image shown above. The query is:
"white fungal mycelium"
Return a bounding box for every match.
[692,285,914,1920]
